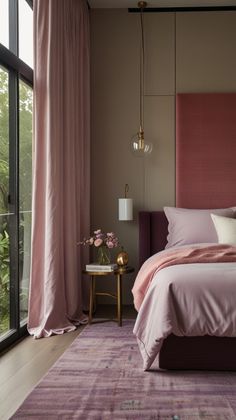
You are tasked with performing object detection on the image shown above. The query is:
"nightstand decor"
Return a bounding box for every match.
[86,263,118,272]
[116,247,129,267]
[97,245,110,265]
[79,229,119,265]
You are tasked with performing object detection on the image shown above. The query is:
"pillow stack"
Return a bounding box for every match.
[164,206,236,248]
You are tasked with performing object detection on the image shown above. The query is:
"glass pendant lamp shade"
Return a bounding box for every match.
[131,1,153,157]
[131,126,153,157]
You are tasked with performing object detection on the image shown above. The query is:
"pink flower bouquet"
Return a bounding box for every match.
[80,229,119,265]
[80,229,119,249]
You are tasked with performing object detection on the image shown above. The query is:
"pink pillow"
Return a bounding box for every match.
[164,206,235,248]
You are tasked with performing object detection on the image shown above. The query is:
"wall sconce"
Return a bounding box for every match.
[130,1,153,157]
[118,184,133,221]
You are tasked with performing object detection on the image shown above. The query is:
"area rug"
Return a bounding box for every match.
[12,320,236,419]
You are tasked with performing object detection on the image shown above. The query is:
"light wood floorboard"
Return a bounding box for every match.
[0,305,136,420]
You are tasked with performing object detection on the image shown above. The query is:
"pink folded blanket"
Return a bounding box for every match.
[132,244,236,311]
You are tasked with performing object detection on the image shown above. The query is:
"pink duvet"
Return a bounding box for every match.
[132,244,236,370]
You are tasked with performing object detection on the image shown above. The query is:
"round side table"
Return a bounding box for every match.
[82,266,134,326]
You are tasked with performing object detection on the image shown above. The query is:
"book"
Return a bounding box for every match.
[85,263,118,272]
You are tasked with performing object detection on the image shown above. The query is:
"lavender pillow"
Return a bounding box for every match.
[164,206,235,249]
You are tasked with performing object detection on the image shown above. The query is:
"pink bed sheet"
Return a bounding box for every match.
[132,244,236,370]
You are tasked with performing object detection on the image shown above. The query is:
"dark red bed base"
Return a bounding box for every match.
[139,211,236,370]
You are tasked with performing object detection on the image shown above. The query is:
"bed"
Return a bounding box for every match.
[134,210,236,371]
[132,93,236,371]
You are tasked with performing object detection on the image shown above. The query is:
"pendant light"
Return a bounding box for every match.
[131,1,153,157]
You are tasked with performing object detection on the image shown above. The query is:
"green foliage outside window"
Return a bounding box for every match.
[0,226,10,334]
[0,67,32,335]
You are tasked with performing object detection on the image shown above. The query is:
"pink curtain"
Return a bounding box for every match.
[28,0,90,338]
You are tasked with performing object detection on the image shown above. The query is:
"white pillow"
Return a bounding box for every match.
[211,214,236,245]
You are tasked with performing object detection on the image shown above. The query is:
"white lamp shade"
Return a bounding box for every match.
[118,198,133,221]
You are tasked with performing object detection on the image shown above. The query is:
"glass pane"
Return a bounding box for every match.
[0,66,10,337]
[0,0,9,49]
[19,79,32,324]
[19,0,33,68]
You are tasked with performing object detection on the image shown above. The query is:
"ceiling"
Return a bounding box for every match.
[88,0,236,8]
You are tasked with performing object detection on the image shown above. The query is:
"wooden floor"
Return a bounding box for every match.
[0,305,136,420]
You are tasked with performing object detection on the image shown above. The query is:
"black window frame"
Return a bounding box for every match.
[0,0,33,353]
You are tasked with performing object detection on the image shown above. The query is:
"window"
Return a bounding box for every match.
[19,78,32,323]
[0,0,33,351]
[0,65,10,336]
[19,0,33,68]
[0,1,9,49]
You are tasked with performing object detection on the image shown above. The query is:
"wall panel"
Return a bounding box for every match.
[145,13,175,95]
[176,11,236,92]
[144,96,175,210]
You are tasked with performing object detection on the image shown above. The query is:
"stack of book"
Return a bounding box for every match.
[85,263,118,272]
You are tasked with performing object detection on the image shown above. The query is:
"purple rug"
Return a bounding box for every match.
[12,320,236,419]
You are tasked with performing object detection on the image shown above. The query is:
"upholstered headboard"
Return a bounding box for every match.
[176,93,236,208]
[139,93,236,266]
[139,211,168,266]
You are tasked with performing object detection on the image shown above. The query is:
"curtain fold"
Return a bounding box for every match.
[28,0,90,338]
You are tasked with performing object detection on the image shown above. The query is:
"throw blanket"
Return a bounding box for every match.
[132,244,236,311]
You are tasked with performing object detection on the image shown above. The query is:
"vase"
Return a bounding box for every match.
[97,246,110,265]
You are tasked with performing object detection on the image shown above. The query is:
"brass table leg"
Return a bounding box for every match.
[89,276,95,324]
[93,278,97,313]
[117,273,122,326]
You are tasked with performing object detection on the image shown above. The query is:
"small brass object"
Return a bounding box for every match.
[138,1,147,8]
[116,248,129,267]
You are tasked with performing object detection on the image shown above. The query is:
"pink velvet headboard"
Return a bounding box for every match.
[176,93,236,208]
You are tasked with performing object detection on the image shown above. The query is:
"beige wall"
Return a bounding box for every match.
[90,9,236,305]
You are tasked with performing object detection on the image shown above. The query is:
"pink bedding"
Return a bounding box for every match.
[132,244,236,370]
[132,244,236,311]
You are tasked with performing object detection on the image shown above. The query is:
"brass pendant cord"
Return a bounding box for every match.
[139,6,145,130]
